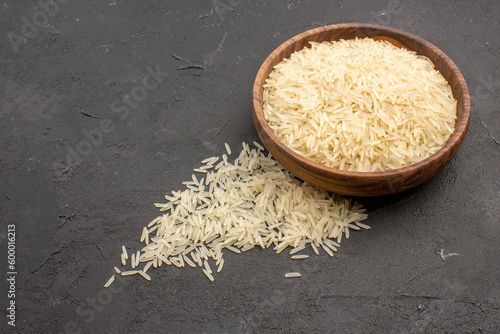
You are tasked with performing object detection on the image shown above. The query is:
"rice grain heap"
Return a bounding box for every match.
[263,38,457,172]
[107,142,369,285]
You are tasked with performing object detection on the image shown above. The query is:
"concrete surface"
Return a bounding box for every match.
[1,0,499,333]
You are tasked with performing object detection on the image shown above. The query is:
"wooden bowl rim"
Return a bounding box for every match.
[252,23,471,180]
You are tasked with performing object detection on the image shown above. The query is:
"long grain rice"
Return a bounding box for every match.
[263,38,457,172]
[203,268,215,281]
[131,253,136,269]
[104,275,115,288]
[289,245,306,255]
[217,258,224,272]
[121,270,138,276]
[225,143,232,155]
[285,272,302,278]
[122,245,128,259]
[135,251,141,267]
[112,142,369,283]
[356,222,371,230]
[138,270,151,281]
[183,254,196,268]
[321,244,334,257]
[143,261,153,273]
[203,260,212,274]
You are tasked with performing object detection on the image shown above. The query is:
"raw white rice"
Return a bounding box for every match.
[311,243,319,255]
[253,141,265,151]
[131,253,136,269]
[202,156,216,164]
[323,240,338,252]
[226,245,241,254]
[203,268,215,281]
[225,143,232,155]
[183,254,196,268]
[170,257,182,268]
[104,275,115,288]
[263,38,457,172]
[289,245,305,255]
[285,272,302,278]
[122,245,128,259]
[143,261,153,273]
[140,227,148,243]
[321,244,334,257]
[356,222,371,230]
[112,142,369,283]
[291,255,309,260]
[217,258,224,272]
[193,168,208,173]
[138,270,151,281]
[135,251,140,267]
[121,270,138,276]
[114,266,121,274]
[203,260,212,274]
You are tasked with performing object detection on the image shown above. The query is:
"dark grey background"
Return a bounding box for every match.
[1,0,499,333]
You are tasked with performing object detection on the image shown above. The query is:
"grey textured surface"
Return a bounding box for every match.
[1,0,499,333]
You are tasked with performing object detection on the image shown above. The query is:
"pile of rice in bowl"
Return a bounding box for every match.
[263,37,457,172]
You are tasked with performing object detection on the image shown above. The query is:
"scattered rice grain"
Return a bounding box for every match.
[104,275,115,288]
[285,272,302,278]
[356,222,371,230]
[121,270,138,276]
[203,268,215,281]
[114,142,369,282]
[138,270,151,281]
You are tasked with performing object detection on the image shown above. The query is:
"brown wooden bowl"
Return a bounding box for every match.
[252,23,471,196]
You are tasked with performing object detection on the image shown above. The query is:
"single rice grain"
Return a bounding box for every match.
[104,275,115,288]
[285,272,302,278]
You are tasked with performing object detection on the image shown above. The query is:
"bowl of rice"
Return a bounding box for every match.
[252,23,470,196]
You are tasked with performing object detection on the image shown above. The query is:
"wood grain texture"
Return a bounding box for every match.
[252,23,471,196]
